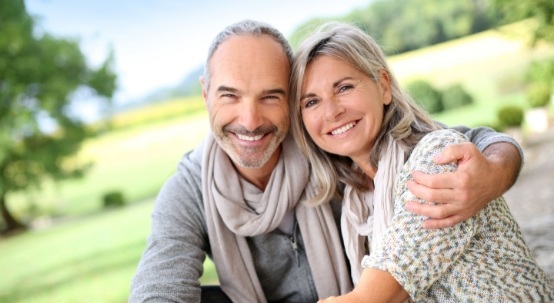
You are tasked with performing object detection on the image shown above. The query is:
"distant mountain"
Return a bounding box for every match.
[143,65,203,104]
[114,65,204,113]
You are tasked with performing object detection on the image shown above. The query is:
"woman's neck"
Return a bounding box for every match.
[352,157,377,179]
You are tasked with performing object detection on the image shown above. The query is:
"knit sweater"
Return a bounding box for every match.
[364,129,553,302]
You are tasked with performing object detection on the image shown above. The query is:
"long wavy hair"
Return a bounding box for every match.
[290,22,440,205]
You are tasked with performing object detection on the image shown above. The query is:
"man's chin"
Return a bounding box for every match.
[229,152,270,169]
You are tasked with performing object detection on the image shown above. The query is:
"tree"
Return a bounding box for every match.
[289,0,501,54]
[492,0,554,44]
[0,0,117,233]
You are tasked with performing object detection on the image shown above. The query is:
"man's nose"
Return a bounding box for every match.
[238,100,264,131]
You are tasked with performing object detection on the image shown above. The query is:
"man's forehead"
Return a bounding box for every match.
[214,36,288,67]
[208,34,290,94]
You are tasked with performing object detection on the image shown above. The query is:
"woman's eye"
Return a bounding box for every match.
[338,84,354,93]
[304,99,318,108]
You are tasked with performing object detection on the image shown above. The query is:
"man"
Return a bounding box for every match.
[129,20,523,303]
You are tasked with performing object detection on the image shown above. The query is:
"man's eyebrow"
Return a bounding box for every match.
[262,88,286,96]
[216,85,239,94]
[215,86,285,96]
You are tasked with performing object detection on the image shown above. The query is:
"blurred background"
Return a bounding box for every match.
[1,0,553,302]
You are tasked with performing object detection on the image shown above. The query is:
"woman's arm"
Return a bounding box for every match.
[318,269,408,303]
[324,129,479,302]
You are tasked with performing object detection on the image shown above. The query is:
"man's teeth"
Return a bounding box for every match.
[331,122,356,135]
[237,134,263,141]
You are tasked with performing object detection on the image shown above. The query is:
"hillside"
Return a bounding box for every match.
[389,20,552,85]
[118,21,553,129]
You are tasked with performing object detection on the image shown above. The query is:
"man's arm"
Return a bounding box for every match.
[405,126,523,229]
[129,152,207,303]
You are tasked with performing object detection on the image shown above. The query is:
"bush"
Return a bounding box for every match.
[526,82,552,108]
[497,105,524,129]
[406,80,444,114]
[441,84,474,110]
[102,191,126,208]
[525,58,554,84]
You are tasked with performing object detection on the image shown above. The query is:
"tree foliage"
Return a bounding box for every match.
[289,0,500,53]
[0,0,117,233]
[492,0,554,43]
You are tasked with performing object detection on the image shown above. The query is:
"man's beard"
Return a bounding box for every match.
[213,124,287,168]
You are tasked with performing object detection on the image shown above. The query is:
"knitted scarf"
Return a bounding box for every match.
[202,133,352,302]
[341,138,405,284]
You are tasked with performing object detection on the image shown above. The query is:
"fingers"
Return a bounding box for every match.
[406,178,456,204]
[433,142,475,164]
[422,216,465,229]
[404,201,467,229]
[405,201,449,218]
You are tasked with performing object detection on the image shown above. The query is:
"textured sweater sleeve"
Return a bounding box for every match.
[129,148,208,303]
[364,129,478,301]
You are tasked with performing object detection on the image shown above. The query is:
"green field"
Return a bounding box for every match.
[1,22,553,303]
[0,200,218,303]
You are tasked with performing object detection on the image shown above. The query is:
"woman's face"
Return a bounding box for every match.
[299,55,392,162]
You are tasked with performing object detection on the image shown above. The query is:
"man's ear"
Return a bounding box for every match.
[199,76,208,106]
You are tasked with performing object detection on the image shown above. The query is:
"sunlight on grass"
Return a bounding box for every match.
[0,198,218,303]
[0,201,153,303]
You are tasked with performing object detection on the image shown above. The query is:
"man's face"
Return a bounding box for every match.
[202,35,290,169]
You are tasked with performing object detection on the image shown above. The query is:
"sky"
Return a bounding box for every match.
[25,0,372,109]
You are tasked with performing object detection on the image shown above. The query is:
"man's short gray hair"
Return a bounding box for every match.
[202,19,293,91]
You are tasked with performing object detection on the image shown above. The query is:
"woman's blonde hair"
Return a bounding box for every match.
[290,22,440,205]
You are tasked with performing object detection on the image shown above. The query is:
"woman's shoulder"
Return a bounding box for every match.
[411,129,468,156]
[419,128,468,146]
[405,129,470,174]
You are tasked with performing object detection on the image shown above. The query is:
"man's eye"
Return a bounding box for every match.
[262,95,280,102]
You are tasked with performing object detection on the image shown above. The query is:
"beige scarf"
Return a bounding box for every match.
[202,133,352,302]
[341,138,405,284]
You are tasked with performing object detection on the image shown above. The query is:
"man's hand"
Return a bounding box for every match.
[405,142,521,229]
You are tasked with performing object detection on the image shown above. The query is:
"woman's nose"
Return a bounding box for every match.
[324,98,345,121]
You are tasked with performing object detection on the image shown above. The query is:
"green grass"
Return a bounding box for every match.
[0,200,217,303]
[1,20,553,302]
[0,201,151,303]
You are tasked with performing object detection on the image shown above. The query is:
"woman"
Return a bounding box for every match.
[289,22,553,302]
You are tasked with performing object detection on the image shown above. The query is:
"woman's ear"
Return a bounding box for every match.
[379,70,392,105]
